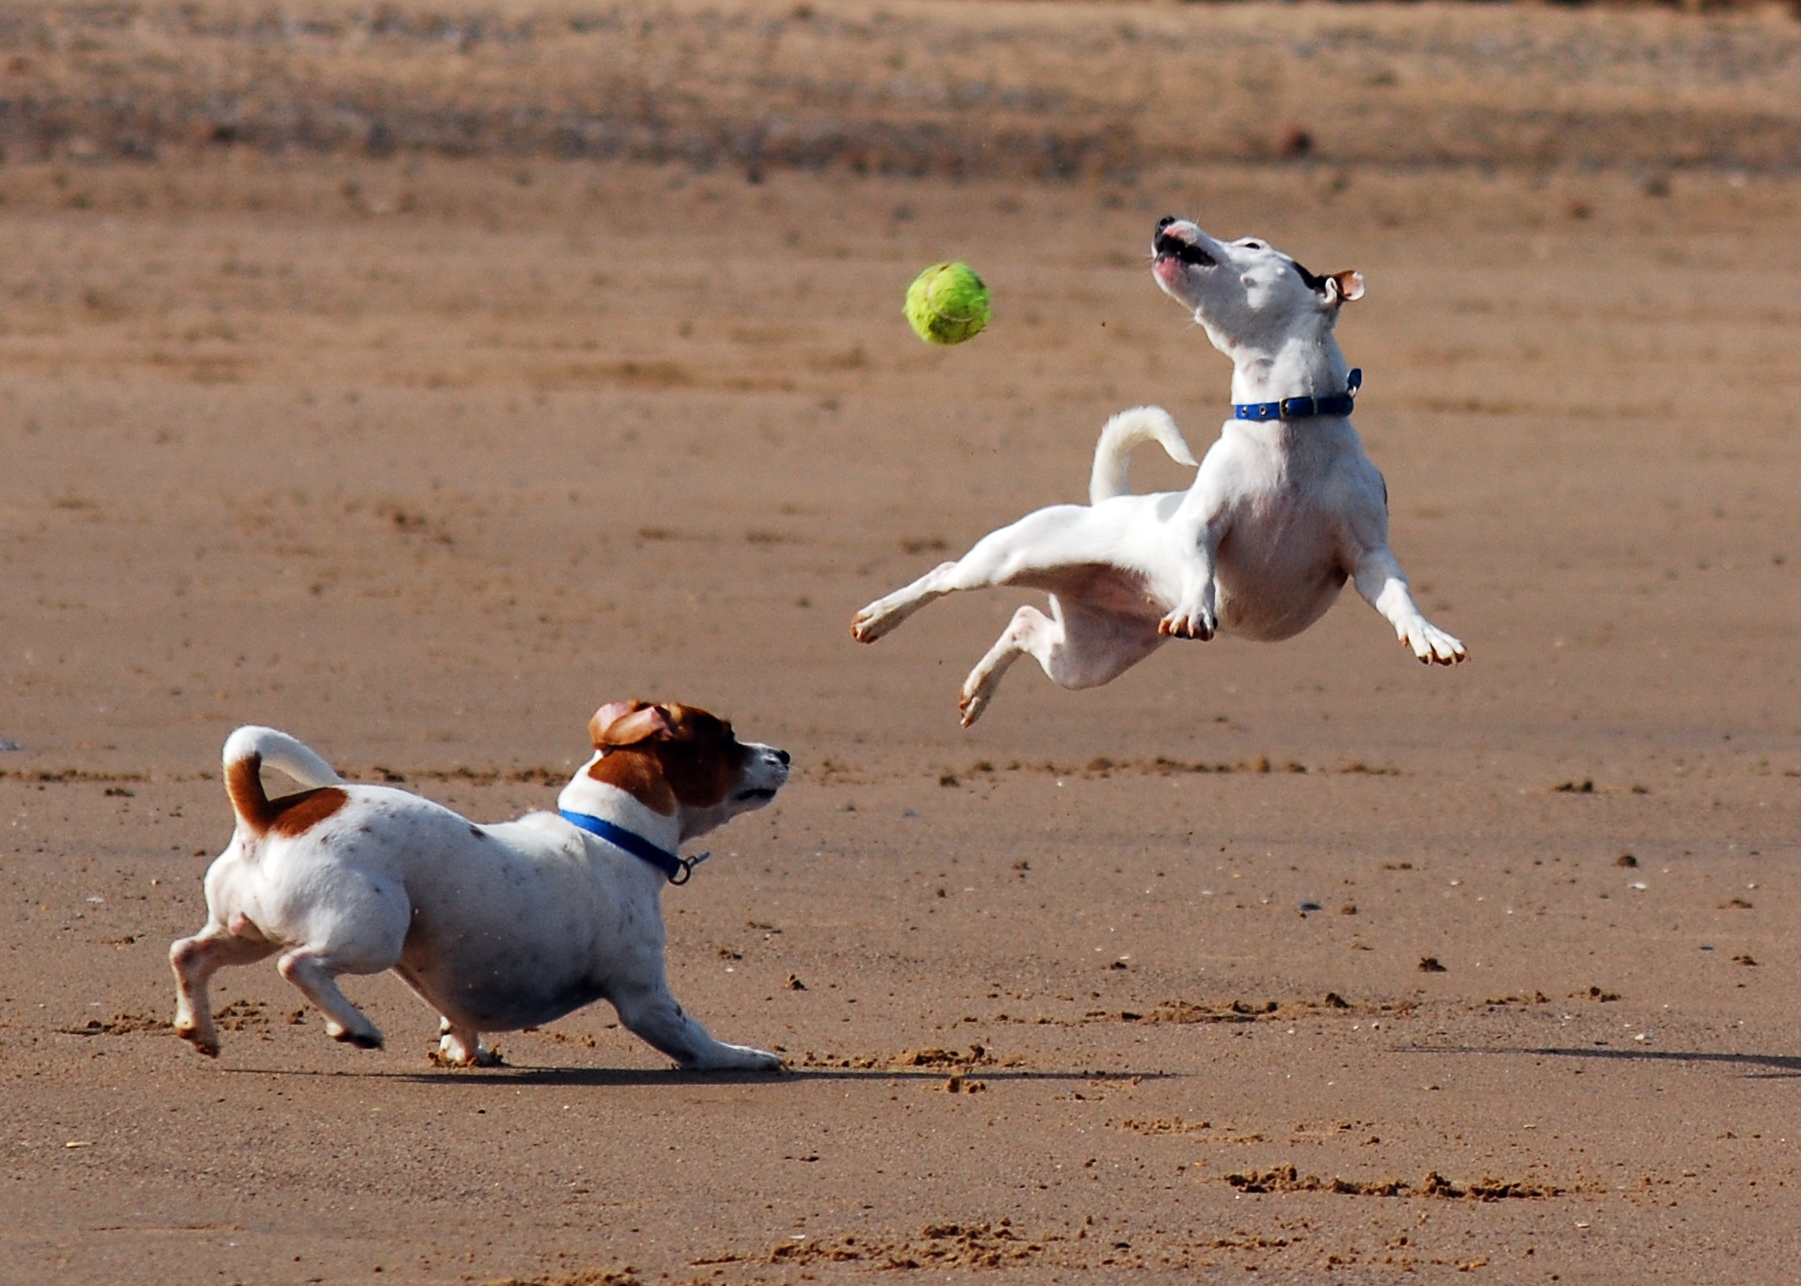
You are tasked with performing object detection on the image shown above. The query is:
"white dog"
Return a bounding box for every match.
[852,216,1465,724]
[170,701,789,1070]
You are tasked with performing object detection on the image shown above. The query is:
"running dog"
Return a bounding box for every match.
[852,216,1465,724]
[170,701,789,1069]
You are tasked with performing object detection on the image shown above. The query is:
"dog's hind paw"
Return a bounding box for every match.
[850,603,898,644]
[175,1023,221,1058]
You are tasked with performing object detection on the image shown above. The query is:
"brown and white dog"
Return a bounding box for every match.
[170,701,789,1070]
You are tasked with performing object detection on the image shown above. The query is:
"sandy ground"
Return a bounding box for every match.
[5,0,1801,174]
[5,5,1801,1282]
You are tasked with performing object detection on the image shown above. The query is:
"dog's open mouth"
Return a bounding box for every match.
[1154,231,1215,267]
[734,787,778,803]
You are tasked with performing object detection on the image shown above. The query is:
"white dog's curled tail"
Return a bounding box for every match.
[1089,406,1198,503]
[221,726,345,838]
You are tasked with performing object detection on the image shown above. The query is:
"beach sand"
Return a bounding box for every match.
[3,3,1801,1282]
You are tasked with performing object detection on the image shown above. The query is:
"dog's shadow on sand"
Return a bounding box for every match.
[1417,1045,1801,1081]
[224,1064,1177,1088]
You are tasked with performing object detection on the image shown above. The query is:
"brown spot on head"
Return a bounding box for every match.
[585,700,751,815]
[226,751,349,838]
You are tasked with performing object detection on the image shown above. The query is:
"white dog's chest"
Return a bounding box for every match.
[1195,430,1365,640]
[1212,514,1349,640]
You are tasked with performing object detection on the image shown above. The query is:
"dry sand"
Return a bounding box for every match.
[4,2,1801,1283]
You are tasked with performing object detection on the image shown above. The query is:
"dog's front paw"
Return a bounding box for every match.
[1158,607,1215,641]
[1403,621,1466,665]
[693,1044,786,1072]
[433,1027,500,1066]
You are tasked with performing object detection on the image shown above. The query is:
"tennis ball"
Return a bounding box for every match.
[904,261,991,345]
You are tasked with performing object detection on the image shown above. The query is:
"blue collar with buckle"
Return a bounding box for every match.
[1233,368,1361,422]
[559,809,709,885]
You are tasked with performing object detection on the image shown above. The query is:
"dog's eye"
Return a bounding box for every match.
[1241,240,1264,250]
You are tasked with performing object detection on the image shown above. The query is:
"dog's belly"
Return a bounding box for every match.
[1214,537,1349,641]
[400,930,612,1031]
[397,877,633,1031]
[1006,563,1162,619]
[370,815,648,1032]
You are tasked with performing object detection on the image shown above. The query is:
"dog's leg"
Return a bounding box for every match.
[851,560,959,643]
[1351,547,1466,665]
[276,949,387,1049]
[435,1016,501,1068]
[962,601,1168,725]
[1156,494,1223,641]
[170,922,279,1056]
[851,506,1090,644]
[958,605,1049,726]
[388,967,501,1067]
[611,980,782,1072]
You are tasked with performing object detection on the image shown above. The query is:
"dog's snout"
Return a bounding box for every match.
[1153,227,1215,268]
[774,748,790,766]
[1156,215,1178,231]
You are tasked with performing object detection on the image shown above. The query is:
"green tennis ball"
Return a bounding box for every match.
[904,261,991,345]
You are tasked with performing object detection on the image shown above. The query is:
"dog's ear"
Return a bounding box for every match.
[590,701,675,748]
[1325,271,1365,305]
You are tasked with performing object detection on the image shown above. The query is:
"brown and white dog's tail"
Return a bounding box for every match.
[1089,406,1198,504]
[221,726,345,837]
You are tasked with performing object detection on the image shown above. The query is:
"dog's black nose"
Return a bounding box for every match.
[775,749,790,766]
[1156,215,1177,230]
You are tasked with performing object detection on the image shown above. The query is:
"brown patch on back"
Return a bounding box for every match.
[584,701,748,815]
[226,752,349,838]
[267,786,350,837]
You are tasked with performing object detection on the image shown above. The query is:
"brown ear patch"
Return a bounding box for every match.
[226,753,348,838]
[591,700,675,748]
[584,702,748,814]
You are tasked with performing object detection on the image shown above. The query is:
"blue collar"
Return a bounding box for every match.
[559,809,708,885]
[1234,368,1361,422]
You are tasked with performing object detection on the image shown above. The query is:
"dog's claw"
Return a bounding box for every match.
[1158,612,1215,641]
[1402,623,1466,666]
